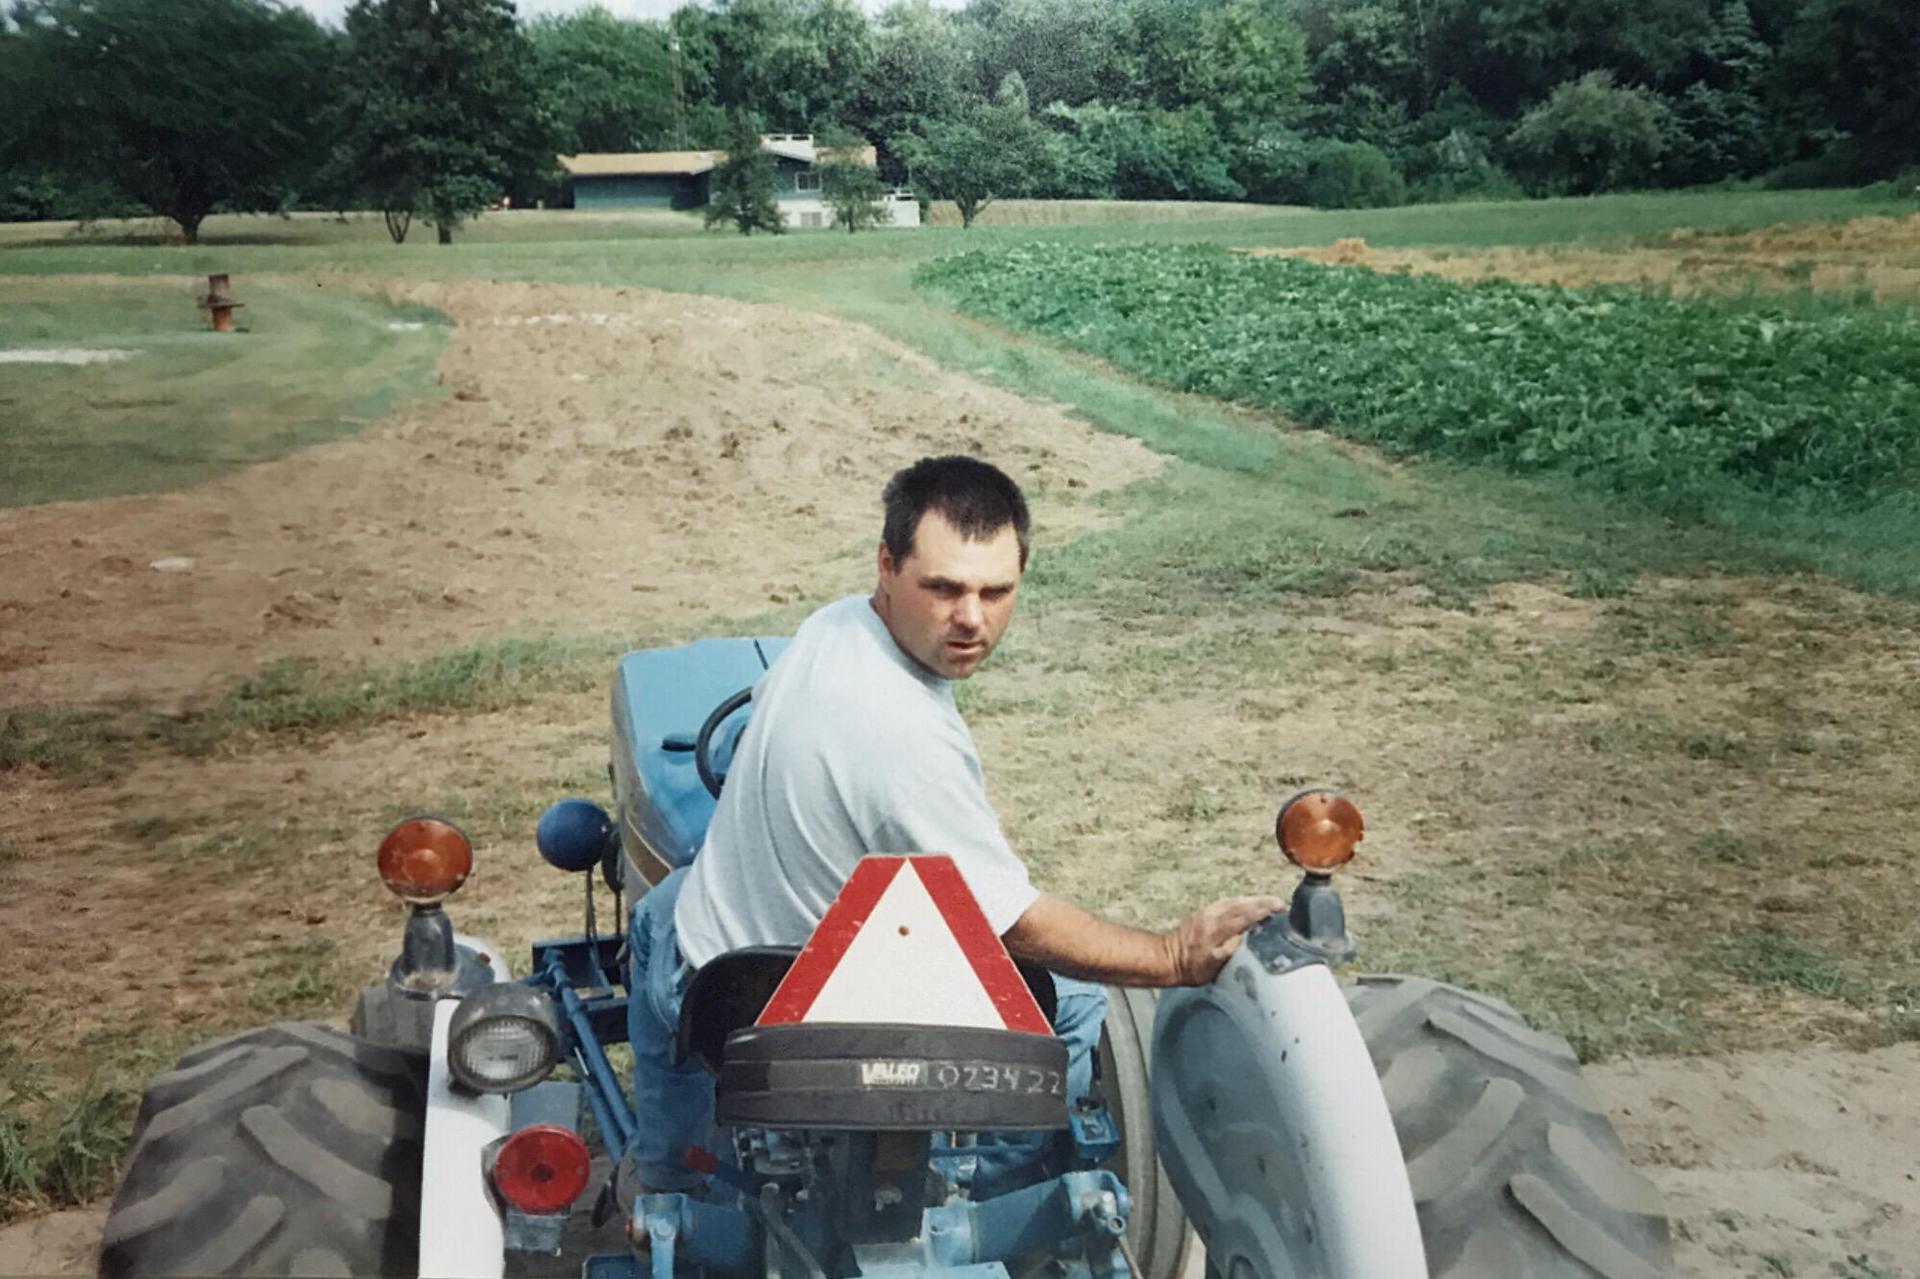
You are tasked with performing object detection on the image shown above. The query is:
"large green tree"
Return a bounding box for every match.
[958,0,1127,108]
[895,74,1053,227]
[1508,70,1670,193]
[337,0,559,244]
[529,6,675,153]
[3,0,333,242]
[1776,0,1920,176]
[817,131,889,231]
[678,0,872,131]
[705,110,785,233]
[1662,0,1773,184]
[1199,0,1313,129]
[857,0,974,180]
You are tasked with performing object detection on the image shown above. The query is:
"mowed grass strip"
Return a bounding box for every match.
[1,188,1911,281]
[0,634,619,781]
[0,277,446,506]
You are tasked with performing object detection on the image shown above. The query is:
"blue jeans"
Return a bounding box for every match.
[625,867,1110,1193]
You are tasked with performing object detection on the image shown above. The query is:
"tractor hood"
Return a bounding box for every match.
[610,636,788,890]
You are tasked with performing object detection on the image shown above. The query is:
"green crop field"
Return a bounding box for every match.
[914,243,1920,594]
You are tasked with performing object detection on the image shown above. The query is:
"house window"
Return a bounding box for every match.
[801,212,824,229]
[793,168,821,193]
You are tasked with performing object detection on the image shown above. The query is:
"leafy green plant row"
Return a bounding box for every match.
[914,244,1920,509]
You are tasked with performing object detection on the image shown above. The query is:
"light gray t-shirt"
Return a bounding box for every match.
[674,594,1038,968]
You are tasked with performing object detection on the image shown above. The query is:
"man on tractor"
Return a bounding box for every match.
[624,454,1283,1196]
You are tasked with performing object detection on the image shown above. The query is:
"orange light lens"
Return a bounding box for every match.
[376,816,473,905]
[1276,791,1364,873]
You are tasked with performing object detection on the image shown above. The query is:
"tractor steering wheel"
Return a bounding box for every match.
[694,686,754,799]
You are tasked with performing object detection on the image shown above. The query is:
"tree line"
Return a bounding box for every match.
[1,0,1913,240]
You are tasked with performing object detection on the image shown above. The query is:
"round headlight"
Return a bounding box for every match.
[447,984,562,1094]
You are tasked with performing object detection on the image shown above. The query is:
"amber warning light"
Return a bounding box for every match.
[377,816,473,905]
[1276,790,1364,874]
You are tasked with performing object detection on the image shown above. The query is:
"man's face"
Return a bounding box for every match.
[873,510,1023,680]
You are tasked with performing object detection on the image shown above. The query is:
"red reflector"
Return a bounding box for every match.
[492,1125,590,1215]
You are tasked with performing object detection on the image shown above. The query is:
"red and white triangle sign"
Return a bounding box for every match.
[757,855,1051,1034]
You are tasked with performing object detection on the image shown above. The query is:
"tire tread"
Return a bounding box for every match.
[99,1023,424,1278]
[1348,976,1672,1279]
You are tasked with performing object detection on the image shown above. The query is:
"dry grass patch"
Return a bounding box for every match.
[1260,213,1920,301]
[976,573,1920,1061]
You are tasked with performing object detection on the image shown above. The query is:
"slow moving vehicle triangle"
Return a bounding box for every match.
[757,854,1050,1033]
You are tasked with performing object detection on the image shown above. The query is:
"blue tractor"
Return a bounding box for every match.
[98,637,1673,1279]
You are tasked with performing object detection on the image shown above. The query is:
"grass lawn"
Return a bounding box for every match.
[0,187,1911,281]
[0,276,445,507]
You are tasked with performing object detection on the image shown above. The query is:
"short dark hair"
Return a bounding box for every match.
[882,455,1031,570]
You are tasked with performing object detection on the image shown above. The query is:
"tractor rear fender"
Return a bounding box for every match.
[1151,955,1427,1279]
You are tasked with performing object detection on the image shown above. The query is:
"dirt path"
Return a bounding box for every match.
[1593,1043,1920,1277]
[0,278,1158,708]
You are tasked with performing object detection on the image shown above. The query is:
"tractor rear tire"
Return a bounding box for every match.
[1099,986,1196,1279]
[98,1023,426,1278]
[1346,976,1673,1279]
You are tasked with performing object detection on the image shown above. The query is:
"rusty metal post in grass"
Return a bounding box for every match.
[200,273,245,332]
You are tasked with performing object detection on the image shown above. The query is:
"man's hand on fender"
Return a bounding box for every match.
[1004,890,1286,987]
[1164,896,1288,986]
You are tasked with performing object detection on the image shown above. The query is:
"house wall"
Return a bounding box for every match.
[572,174,704,211]
[767,157,921,229]
[781,191,922,230]
[570,156,916,229]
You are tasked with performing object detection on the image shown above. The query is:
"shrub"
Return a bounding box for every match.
[1508,71,1669,195]
[1856,168,1920,203]
[1046,103,1245,202]
[1230,123,1313,203]
[1303,139,1405,208]
[1763,139,1877,190]
[1406,129,1524,202]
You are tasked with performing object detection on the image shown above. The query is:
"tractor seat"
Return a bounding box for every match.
[675,947,1059,1074]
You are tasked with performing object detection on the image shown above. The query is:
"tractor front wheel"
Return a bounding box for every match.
[98,1023,426,1278]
